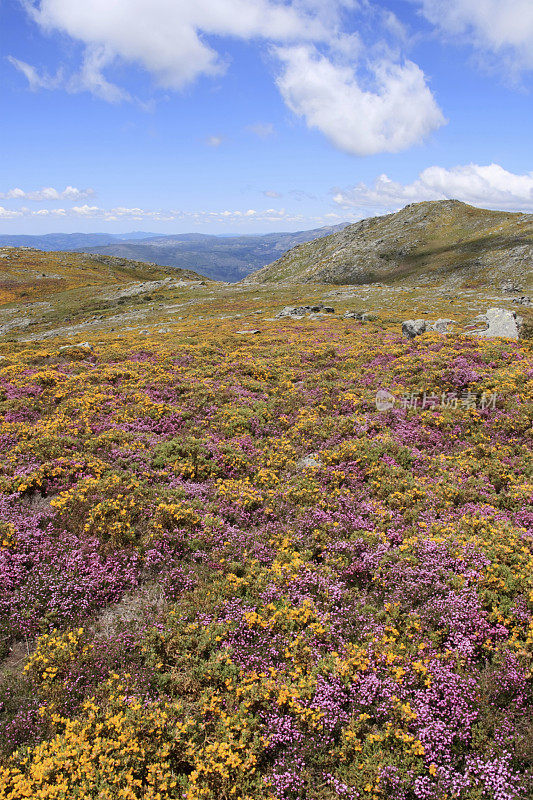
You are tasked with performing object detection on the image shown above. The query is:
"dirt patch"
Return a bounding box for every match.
[92,583,165,640]
[0,639,32,679]
[19,493,53,513]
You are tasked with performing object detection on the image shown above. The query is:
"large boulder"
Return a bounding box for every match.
[402,320,427,339]
[276,306,307,318]
[469,308,522,339]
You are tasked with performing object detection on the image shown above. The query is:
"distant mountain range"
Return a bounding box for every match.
[244,200,533,291]
[0,225,348,283]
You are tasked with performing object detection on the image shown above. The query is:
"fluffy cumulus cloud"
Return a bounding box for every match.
[9,0,445,156]
[275,45,445,155]
[0,186,94,201]
[333,163,533,211]
[417,0,533,73]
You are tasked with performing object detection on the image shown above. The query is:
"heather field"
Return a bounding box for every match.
[0,301,532,799]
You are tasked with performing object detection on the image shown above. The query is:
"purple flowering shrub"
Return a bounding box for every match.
[0,325,531,799]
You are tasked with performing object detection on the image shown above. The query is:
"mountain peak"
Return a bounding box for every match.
[243,201,532,289]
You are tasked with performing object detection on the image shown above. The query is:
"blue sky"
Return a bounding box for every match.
[1,0,532,234]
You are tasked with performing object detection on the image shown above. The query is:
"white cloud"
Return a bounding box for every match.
[333,163,533,211]
[416,0,533,73]
[66,46,132,103]
[206,136,223,147]
[9,50,131,104]
[62,186,94,200]
[0,207,24,218]
[263,190,282,198]
[33,208,66,216]
[275,45,445,156]
[7,56,63,90]
[71,204,101,216]
[0,186,95,201]
[247,122,276,138]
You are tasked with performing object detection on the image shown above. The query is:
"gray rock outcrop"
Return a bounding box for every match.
[276,305,335,318]
[402,320,427,339]
[428,318,455,333]
[469,308,522,339]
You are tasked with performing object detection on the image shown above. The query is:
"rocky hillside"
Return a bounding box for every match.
[244,200,533,291]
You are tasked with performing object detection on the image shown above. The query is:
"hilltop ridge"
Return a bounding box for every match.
[243,200,533,290]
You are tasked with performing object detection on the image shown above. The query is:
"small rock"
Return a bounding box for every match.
[235,329,260,335]
[58,342,93,360]
[512,296,531,306]
[59,342,93,352]
[429,318,455,333]
[296,454,320,469]
[501,281,523,293]
[402,320,427,339]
